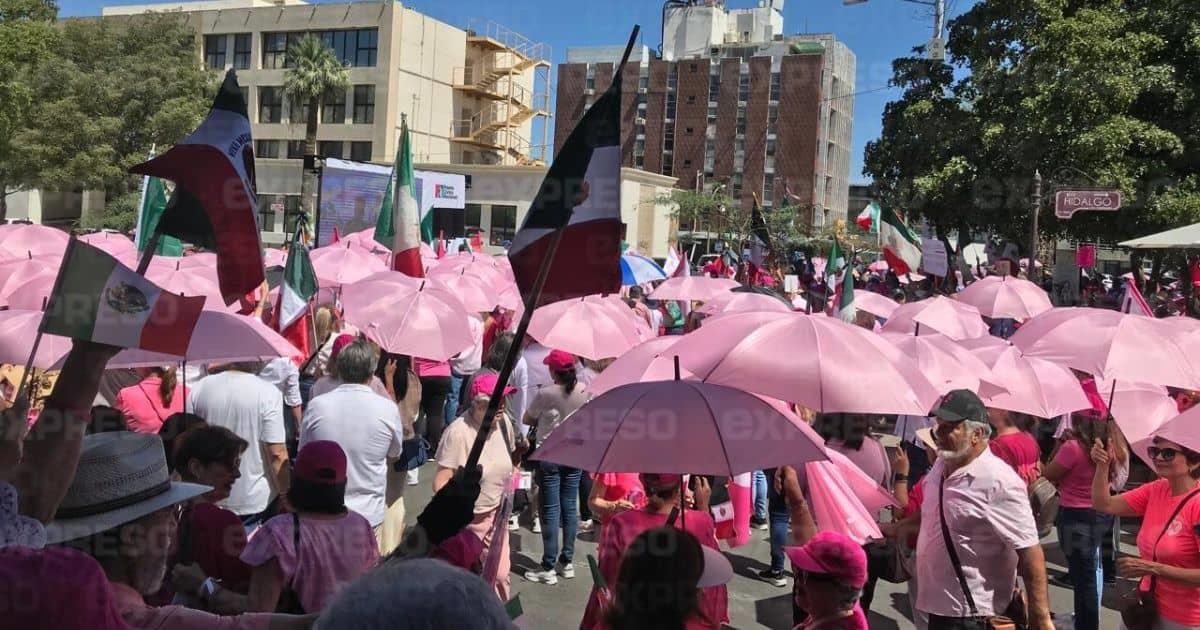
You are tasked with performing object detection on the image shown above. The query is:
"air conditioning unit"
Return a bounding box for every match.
[635,117,646,125]
[584,88,595,96]
[637,87,648,94]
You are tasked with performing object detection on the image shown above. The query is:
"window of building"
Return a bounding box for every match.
[349,141,372,162]
[322,88,346,124]
[255,139,280,159]
[289,97,310,124]
[262,32,288,70]
[586,65,595,90]
[763,178,774,205]
[352,85,375,124]
[768,103,779,123]
[709,74,720,102]
[662,154,673,175]
[766,138,776,156]
[489,205,517,245]
[770,72,781,102]
[635,138,645,153]
[685,127,693,135]
[707,105,717,122]
[319,141,343,159]
[665,93,676,120]
[259,86,282,123]
[639,75,649,89]
[465,204,482,234]
[664,126,674,149]
[232,33,252,70]
[287,140,306,159]
[686,95,695,104]
[313,28,377,67]
[239,86,249,109]
[635,154,644,168]
[204,35,226,70]
[738,77,750,102]
[354,29,377,67]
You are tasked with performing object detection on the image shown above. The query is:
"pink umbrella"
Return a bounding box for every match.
[532,379,828,475]
[106,311,301,368]
[1140,405,1200,464]
[855,291,900,319]
[954,334,1009,352]
[342,277,472,361]
[79,232,136,259]
[896,272,926,284]
[956,275,1052,321]
[263,248,287,268]
[145,260,229,311]
[0,255,59,300]
[867,260,889,273]
[1093,377,1177,446]
[881,332,1007,397]
[673,312,940,415]
[528,295,648,360]
[698,291,794,315]
[1010,307,1200,390]
[178,252,217,269]
[880,296,987,340]
[434,252,512,285]
[649,276,738,301]
[806,456,885,544]
[972,345,1092,419]
[0,224,68,258]
[3,269,59,310]
[310,242,388,288]
[0,310,76,369]
[431,269,500,313]
[585,337,697,395]
[497,283,522,311]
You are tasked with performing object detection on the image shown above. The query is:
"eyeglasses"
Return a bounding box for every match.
[1147,446,1182,461]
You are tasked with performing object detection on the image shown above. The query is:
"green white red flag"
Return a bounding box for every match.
[275,220,318,360]
[880,206,922,275]
[834,266,857,323]
[856,201,880,233]
[374,121,423,277]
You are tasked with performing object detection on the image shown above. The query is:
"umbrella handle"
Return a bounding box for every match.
[674,355,681,381]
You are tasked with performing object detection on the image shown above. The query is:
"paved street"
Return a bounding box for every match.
[403,463,1128,629]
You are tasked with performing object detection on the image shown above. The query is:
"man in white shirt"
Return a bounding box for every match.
[884,390,1053,630]
[301,339,404,536]
[258,356,302,457]
[187,363,288,530]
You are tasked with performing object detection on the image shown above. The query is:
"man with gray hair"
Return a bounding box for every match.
[301,339,404,542]
[885,389,1054,630]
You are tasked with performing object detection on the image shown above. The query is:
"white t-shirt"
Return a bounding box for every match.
[299,383,404,527]
[310,374,390,400]
[526,384,590,445]
[508,356,529,424]
[522,343,553,390]
[258,357,301,407]
[449,315,484,376]
[916,449,1040,618]
[187,371,286,516]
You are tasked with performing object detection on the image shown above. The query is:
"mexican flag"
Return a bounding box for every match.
[826,237,846,290]
[42,239,205,355]
[880,206,922,275]
[275,221,318,361]
[856,201,880,233]
[834,266,856,323]
[134,170,183,257]
[373,121,424,278]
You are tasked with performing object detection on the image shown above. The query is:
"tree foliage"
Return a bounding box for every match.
[0,0,60,208]
[283,34,349,156]
[664,188,807,255]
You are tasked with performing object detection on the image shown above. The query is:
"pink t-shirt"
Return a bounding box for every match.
[413,357,451,378]
[1122,479,1200,626]
[241,511,379,614]
[1050,439,1097,508]
[114,377,184,434]
[988,431,1042,487]
[594,473,646,523]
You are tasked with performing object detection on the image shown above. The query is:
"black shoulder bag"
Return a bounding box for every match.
[1119,487,1200,630]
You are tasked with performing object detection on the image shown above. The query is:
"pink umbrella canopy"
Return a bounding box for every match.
[1092,377,1177,446]
[698,291,794,315]
[867,260,889,273]
[0,224,68,258]
[649,276,738,301]
[106,311,301,368]
[1140,405,1200,464]
[145,260,231,311]
[310,242,388,288]
[0,310,77,369]
[956,274,1053,321]
[971,345,1092,419]
[431,269,501,313]
[532,379,828,475]
[528,295,649,361]
[672,311,940,415]
[263,248,287,268]
[880,296,987,340]
[78,232,136,259]
[0,255,59,300]
[178,251,217,269]
[434,252,514,284]
[342,277,472,361]
[806,448,903,545]
[881,332,1008,397]
[854,291,900,319]
[584,337,697,395]
[1010,307,1200,390]
[3,269,59,310]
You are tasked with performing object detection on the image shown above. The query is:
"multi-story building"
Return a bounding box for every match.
[555,0,854,230]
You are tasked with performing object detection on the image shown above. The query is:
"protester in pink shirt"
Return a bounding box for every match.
[787,532,870,630]
[588,472,645,525]
[986,408,1042,486]
[115,367,184,434]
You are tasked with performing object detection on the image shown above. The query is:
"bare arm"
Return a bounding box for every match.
[1090,439,1137,517]
[1041,460,1068,485]
[289,406,302,432]
[266,443,290,496]
[433,465,454,494]
[247,558,285,613]
[777,466,817,545]
[1016,544,1054,630]
[890,446,911,509]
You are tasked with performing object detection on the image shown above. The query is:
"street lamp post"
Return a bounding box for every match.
[843,0,947,61]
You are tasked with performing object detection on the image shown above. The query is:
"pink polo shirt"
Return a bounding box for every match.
[1122,479,1200,626]
[114,377,184,434]
[413,357,451,378]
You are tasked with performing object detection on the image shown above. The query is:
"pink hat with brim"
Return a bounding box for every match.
[470,372,517,400]
[785,531,868,589]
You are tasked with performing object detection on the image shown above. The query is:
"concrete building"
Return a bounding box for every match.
[555,0,854,230]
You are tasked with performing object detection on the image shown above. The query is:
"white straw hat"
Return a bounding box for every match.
[44,431,211,544]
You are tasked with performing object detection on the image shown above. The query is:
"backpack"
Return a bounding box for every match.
[1028,476,1060,539]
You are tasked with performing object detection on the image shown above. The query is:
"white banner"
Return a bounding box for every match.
[414,169,466,215]
[921,237,948,276]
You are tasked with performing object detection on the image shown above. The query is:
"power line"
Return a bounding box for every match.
[823,84,899,103]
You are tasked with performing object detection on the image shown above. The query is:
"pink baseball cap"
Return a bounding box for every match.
[785,531,868,589]
[470,373,517,401]
[294,440,347,485]
[328,333,356,366]
[543,349,576,373]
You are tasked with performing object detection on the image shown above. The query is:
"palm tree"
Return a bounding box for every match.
[283,34,349,218]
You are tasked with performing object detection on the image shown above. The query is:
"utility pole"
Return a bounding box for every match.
[843,0,945,60]
[1030,169,1042,282]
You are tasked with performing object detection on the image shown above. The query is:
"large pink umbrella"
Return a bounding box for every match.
[971,345,1092,419]
[0,224,68,258]
[431,269,500,313]
[1092,377,1177,446]
[855,291,900,319]
[673,311,940,415]
[1141,405,1200,463]
[0,310,76,369]
[528,295,648,361]
[342,277,472,361]
[79,232,136,259]
[649,276,738,301]
[145,260,230,311]
[178,252,217,269]
[532,379,828,475]
[434,252,512,285]
[881,332,1007,397]
[263,248,287,268]
[3,269,59,310]
[310,242,388,288]
[585,337,696,395]
[106,311,301,367]
[956,275,1052,321]
[0,255,59,300]
[880,296,987,340]
[698,291,794,315]
[806,449,899,545]
[1010,307,1200,390]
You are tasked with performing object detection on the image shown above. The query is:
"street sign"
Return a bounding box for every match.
[1055,190,1122,219]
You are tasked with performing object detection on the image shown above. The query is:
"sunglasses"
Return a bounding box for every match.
[797,569,835,585]
[1147,446,1182,461]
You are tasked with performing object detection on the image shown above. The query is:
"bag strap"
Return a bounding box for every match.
[938,472,980,617]
[1146,487,1200,592]
[290,512,302,588]
[136,383,167,423]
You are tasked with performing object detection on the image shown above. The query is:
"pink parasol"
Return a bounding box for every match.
[881,332,1008,397]
[79,232,136,259]
[0,224,68,258]
[0,254,59,300]
[649,276,738,301]
[1010,307,1200,390]
[310,242,388,288]
[0,310,76,369]
[1139,405,1200,465]
[672,311,940,415]
[342,277,472,361]
[145,260,230,311]
[1092,377,1177,447]
[528,295,649,361]
[431,269,501,313]
[971,345,1092,419]
[698,291,794,315]
[107,311,301,367]
[584,336,696,395]
[867,260,889,273]
[496,283,522,311]
[880,296,988,340]
[854,291,900,319]
[434,252,513,284]
[3,269,59,310]
[806,448,902,545]
[956,274,1052,321]
[178,251,217,269]
[262,248,287,268]
[532,379,828,475]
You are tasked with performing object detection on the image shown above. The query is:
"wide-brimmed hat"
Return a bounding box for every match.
[45,432,211,544]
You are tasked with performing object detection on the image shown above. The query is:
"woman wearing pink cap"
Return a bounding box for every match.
[786,532,871,629]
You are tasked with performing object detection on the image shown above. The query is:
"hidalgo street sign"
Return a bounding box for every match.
[1055,190,1122,219]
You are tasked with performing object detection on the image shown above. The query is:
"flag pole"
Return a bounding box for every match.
[464,24,641,473]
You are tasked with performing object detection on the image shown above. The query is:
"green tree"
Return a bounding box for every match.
[283,34,349,220]
[0,0,59,219]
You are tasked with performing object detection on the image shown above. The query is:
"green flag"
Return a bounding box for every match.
[135,175,183,256]
[826,237,846,290]
[836,265,856,323]
[373,147,398,250]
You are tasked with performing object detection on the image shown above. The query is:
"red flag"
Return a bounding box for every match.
[436,230,446,259]
[331,227,340,244]
[470,231,484,252]
[712,473,753,547]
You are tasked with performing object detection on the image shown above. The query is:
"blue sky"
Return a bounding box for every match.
[60,0,975,184]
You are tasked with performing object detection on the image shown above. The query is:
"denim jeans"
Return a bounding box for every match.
[537,461,581,570]
[445,370,466,423]
[752,470,768,521]
[578,473,594,522]
[766,467,790,572]
[1057,507,1112,630]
